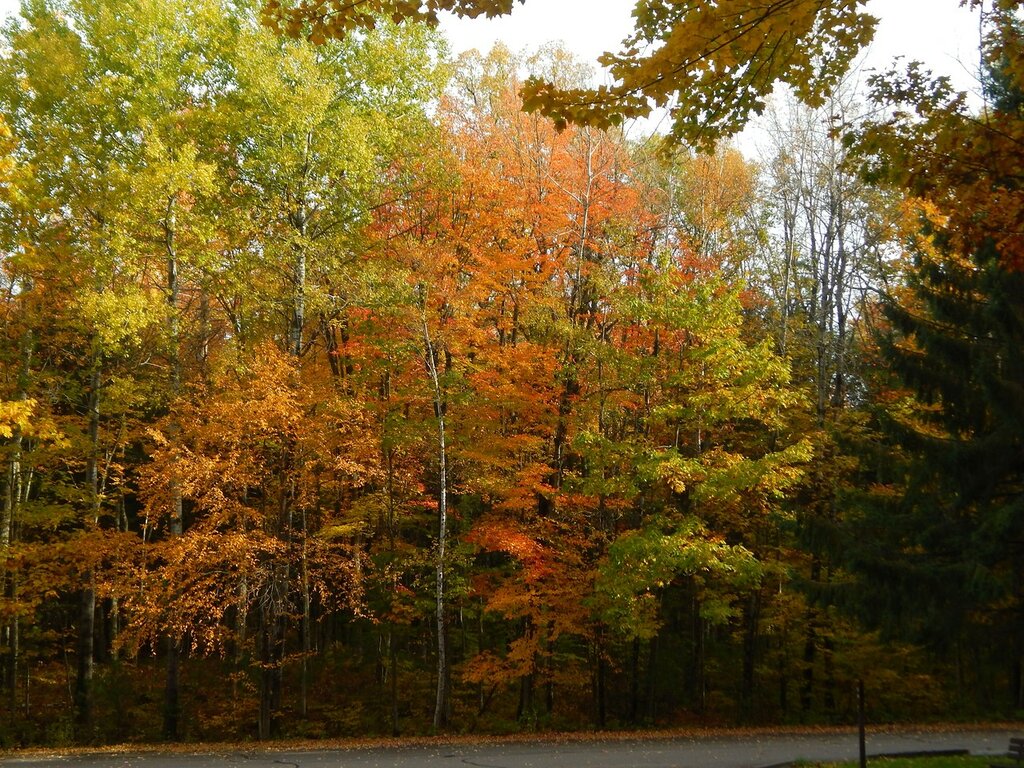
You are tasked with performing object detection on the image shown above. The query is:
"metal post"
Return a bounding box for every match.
[858,678,867,768]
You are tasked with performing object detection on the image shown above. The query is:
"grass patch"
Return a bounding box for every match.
[799,757,996,768]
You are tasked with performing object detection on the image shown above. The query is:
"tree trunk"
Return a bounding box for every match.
[291,242,306,357]
[742,590,761,720]
[517,671,534,725]
[544,621,554,716]
[233,576,248,704]
[11,611,19,712]
[421,300,450,731]
[164,637,180,740]
[75,577,96,735]
[645,635,658,723]
[1,416,21,700]
[3,328,31,703]
[780,648,789,715]
[629,637,640,724]
[300,510,311,719]
[289,130,312,359]
[257,596,284,740]
[163,194,184,741]
[801,559,821,716]
[594,637,607,729]
[693,609,706,713]
[382,416,400,736]
[75,358,102,735]
[389,627,399,736]
[824,632,836,715]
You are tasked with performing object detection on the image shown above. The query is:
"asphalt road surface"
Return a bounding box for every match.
[1,728,1019,768]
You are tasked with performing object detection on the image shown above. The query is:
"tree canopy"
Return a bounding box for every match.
[265,0,872,150]
[851,2,1024,272]
[2,0,1024,748]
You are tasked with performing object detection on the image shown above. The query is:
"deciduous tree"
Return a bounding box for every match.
[265,0,877,150]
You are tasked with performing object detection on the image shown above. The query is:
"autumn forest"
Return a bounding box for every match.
[0,0,1022,747]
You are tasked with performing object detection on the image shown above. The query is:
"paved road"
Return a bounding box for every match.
[1,728,1019,768]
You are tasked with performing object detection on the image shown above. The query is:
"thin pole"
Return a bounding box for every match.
[858,678,867,768]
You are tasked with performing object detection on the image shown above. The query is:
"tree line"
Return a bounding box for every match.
[0,0,1021,746]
